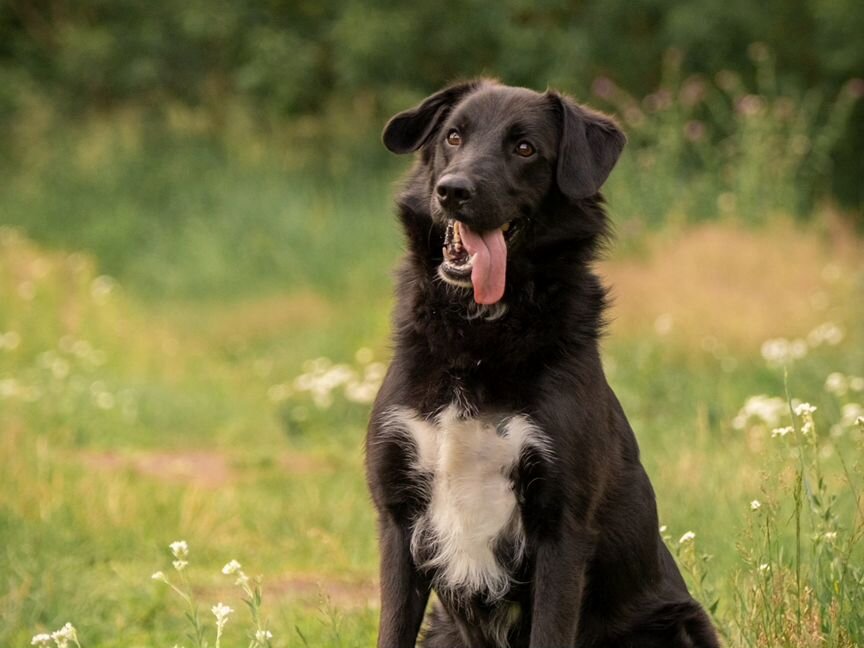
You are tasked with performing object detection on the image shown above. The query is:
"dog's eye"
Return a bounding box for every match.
[515,141,535,157]
[446,130,462,146]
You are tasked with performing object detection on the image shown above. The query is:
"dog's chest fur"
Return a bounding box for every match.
[382,404,551,600]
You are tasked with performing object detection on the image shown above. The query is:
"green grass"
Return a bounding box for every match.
[0,120,402,301]
[1,112,863,646]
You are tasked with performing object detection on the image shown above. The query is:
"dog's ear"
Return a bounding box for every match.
[382,81,479,154]
[552,93,626,200]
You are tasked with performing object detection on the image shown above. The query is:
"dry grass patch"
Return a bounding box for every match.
[267,574,378,608]
[186,292,334,343]
[600,220,862,351]
[80,449,234,488]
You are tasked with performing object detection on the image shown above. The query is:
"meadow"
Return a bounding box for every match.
[2,65,863,647]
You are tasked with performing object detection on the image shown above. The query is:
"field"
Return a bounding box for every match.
[1,107,863,648]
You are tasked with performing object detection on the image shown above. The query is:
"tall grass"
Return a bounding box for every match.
[595,46,863,230]
[3,221,862,646]
[0,118,401,301]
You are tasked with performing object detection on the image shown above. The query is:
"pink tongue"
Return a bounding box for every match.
[459,223,507,304]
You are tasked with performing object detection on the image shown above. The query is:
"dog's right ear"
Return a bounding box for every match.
[382,81,479,154]
[552,93,626,200]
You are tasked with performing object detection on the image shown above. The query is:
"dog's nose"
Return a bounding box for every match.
[435,174,474,209]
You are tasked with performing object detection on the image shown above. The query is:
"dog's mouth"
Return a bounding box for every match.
[439,218,520,305]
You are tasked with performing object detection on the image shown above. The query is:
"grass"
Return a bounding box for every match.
[2,210,862,646]
[1,86,862,645]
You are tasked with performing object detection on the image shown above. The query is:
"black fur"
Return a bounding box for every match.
[365,80,720,648]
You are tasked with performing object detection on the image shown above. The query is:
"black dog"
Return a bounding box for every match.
[365,79,720,648]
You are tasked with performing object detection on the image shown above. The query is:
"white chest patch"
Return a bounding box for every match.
[381,404,551,600]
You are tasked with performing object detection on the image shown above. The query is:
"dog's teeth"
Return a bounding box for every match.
[453,221,461,245]
[501,222,511,233]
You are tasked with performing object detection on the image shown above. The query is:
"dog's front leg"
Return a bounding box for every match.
[529,513,589,647]
[376,515,431,648]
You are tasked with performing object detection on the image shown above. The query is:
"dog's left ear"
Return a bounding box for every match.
[552,93,626,200]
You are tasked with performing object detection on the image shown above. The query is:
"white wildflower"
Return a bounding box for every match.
[364,362,387,383]
[759,563,770,572]
[0,378,19,399]
[169,540,189,559]
[734,395,787,429]
[344,380,378,404]
[801,421,813,435]
[0,330,21,350]
[750,500,761,511]
[73,340,94,358]
[320,364,355,389]
[31,633,52,646]
[760,338,807,366]
[794,402,817,416]
[654,313,674,335]
[824,372,848,396]
[50,623,78,648]
[94,391,115,410]
[823,531,837,542]
[293,373,314,391]
[659,525,667,533]
[841,403,864,427]
[172,560,188,572]
[222,559,242,575]
[151,570,167,582]
[808,322,844,347]
[51,358,70,380]
[760,338,788,364]
[354,347,374,364]
[303,357,331,373]
[789,339,808,359]
[312,391,334,409]
[771,426,793,438]
[90,275,116,302]
[255,629,274,643]
[267,384,291,402]
[679,531,696,544]
[212,602,233,630]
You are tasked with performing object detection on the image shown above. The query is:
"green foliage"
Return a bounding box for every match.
[598,50,862,227]
[0,126,400,300]
[1,0,862,205]
[0,50,859,307]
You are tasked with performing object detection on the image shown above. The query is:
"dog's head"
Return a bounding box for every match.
[383,80,625,306]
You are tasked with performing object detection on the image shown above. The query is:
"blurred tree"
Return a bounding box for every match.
[0,0,860,205]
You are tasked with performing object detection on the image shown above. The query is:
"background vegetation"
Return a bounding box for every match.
[1,1,862,647]
[2,0,863,210]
